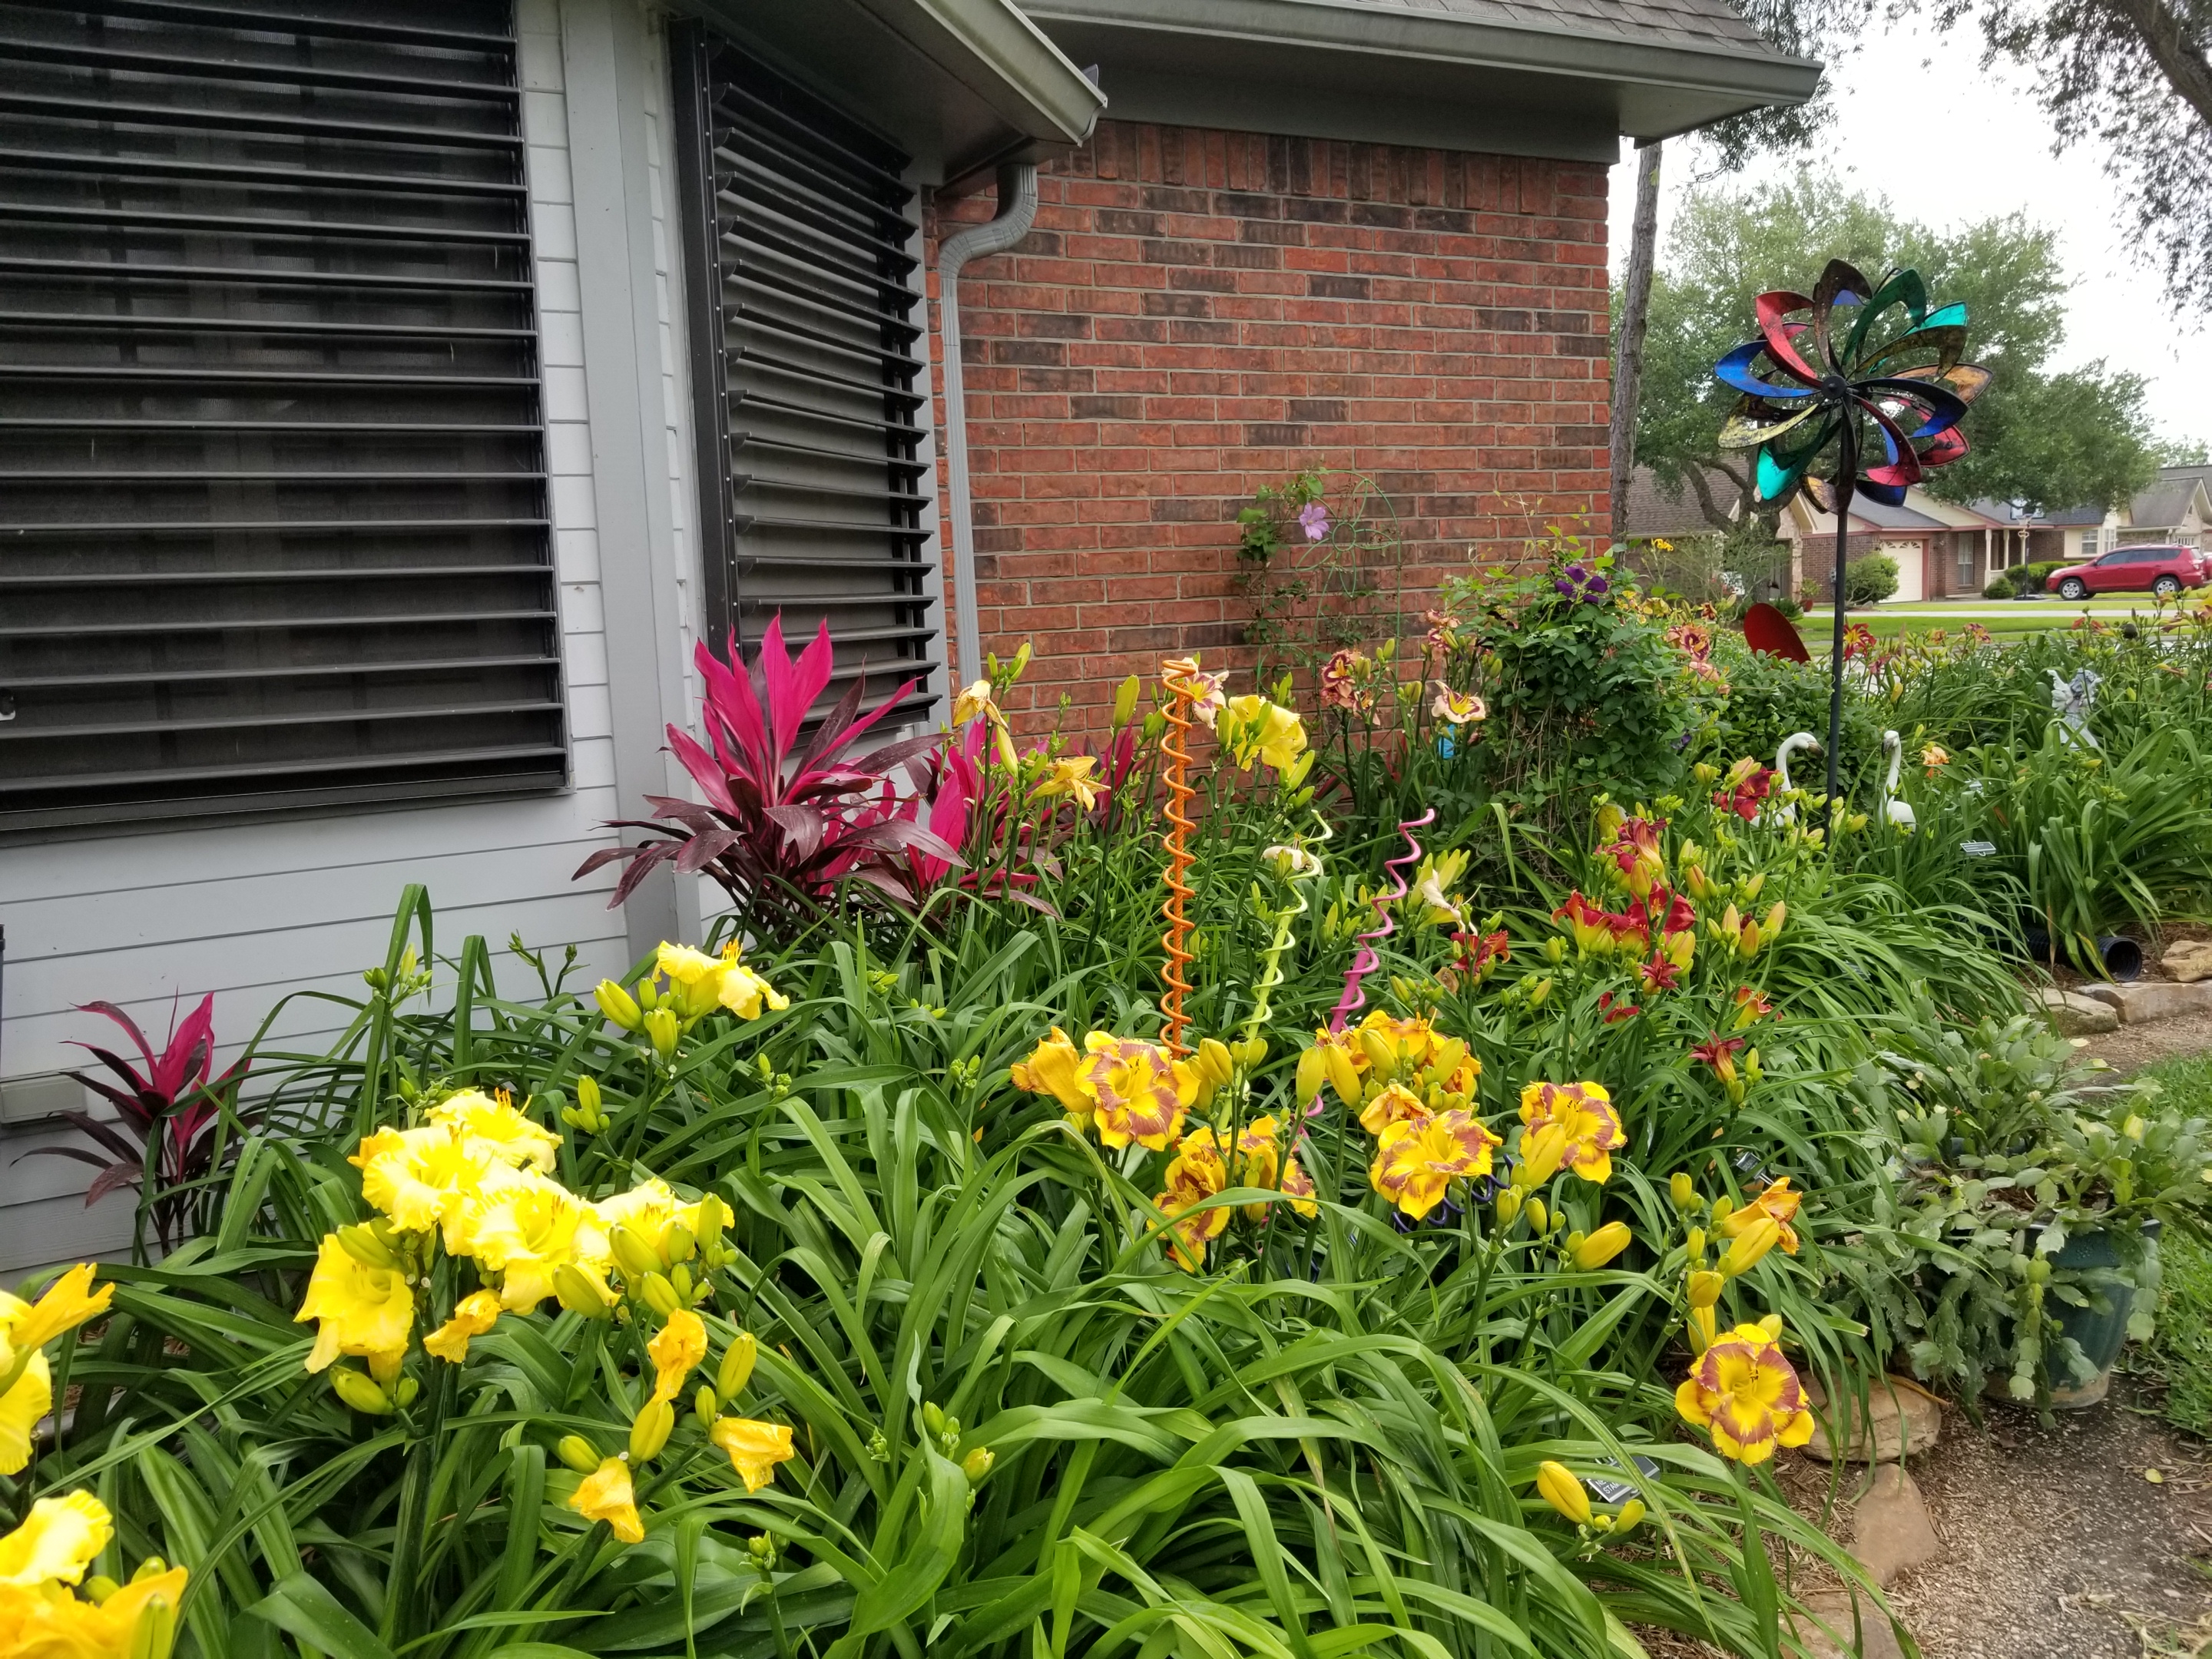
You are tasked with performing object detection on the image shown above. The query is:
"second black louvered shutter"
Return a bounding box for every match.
[669,22,939,720]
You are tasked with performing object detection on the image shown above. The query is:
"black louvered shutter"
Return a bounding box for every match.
[669,22,939,720]
[0,0,562,833]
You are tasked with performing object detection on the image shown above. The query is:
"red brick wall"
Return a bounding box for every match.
[925,119,1611,733]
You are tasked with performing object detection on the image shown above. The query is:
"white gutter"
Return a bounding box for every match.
[938,161,1038,688]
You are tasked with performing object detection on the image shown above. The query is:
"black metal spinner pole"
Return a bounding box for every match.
[1826,414,1857,816]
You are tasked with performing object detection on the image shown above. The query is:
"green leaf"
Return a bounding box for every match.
[248,1572,396,1659]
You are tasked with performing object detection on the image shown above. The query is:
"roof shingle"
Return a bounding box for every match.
[1330,0,1768,53]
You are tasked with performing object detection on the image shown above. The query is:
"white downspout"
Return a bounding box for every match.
[938,162,1038,689]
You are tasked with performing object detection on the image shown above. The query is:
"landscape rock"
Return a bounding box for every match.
[2033,987,2119,1035]
[2074,979,2212,1024]
[2160,940,2212,983]
[1850,1463,1944,1585]
[1805,1376,1945,1462]
[1789,1589,1909,1659]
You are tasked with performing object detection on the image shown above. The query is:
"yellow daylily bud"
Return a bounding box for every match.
[1687,1224,1707,1263]
[1613,1498,1646,1535]
[577,1074,602,1118]
[666,1224,697,1265]
[1687,1269,1725,1308]
[1762,902,1786,937]
[1757,1312,1784,1339]
[1720,1215,1782,1277]
[1237,1036,1269,1068]
[1739,872,1765,901]
[696,1385,719,1430]
[1198,1038,1235,1088]
[1494,1187,1522,1226]
[1358,1028,1398,1081]
[336,1223,397,1270]
[641,1272,683,1318]
[717,1332,758,1400]
[630,1396,674,1462]
[1323,1044,1362,1105]
[1535,1461,1591,1526]
[1296,1045,1329,1105]
[329,1367,393,1416]
[1112,673,1141,727]
[1428,1037,1469,1084]
[596,979,642,1030]
[84,1576,120,1605]
[1670,1172,1697,1211]
[1708,1196,1735,1230]
[694,1192,727,1252]
[1572,1221,1632,1270]
[1687,1303,1717,1355]
[125,1581,179,1659]
[1525,1197,1548,1234]
[1528,975,1554,1007]
[1518,1123,1570,1189]
[557,1434,601,1474]
[609,1226,661,1280]
[644,1007,680,1060]
[555,1264,615,1320]
[962,1446,995,1485]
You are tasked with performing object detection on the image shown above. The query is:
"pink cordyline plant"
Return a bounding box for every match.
[578,618,965,926]
[35,995,247,1252]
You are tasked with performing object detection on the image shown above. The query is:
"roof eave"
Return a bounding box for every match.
[1023,0,1822,153]
[675,0,1105,181]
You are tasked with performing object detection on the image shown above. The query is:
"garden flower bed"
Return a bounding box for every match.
[8,548,2212,1659]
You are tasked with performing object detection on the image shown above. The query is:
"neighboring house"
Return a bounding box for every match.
[1783,488,2018,601]
[2028,465,2212,563]
[0,0,1816,1267]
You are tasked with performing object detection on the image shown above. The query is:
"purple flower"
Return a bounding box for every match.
[1584,575,1610,599]
[1297,502,1330,541]
[1562,562,1586,581]
[1554,578,1575,596]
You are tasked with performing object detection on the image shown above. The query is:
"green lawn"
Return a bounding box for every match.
[1798,598,2195,648]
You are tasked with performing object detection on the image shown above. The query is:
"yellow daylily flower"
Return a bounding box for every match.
[426,1090,561,1174]
[1369,1110,1499,1218]
[1673,1322,1816,1465]
[1220,694,1308,771]
[658,941,789,1021]
[0,1559,189,1659]
[710,1416,796,1493]
[422,1290,503,1364]
[1718,1176,1804,1256]
[447,1172,594,1312]
[1571,1220,1633,1270]
[592,1178,701,1268]
[1032,755,1101,810]
[352,1123,504,1240]
[0,1353,51,1476]
[296,1235,414,1379]
[2,1264,114,1357]
[570,1455,645,1543]
[1516,1082,1624,1185]
[648,1308,708,1404]
[1011,1028,1094,1124]
[1078,1035,1194,1151]
[0,1491,111,1588]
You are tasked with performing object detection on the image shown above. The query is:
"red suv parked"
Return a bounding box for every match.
[2047,544,2210,600]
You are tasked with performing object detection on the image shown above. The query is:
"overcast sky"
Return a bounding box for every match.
[1609,9,2211,450]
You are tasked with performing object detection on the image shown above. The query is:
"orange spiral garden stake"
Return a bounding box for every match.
[1157,656,1201,1058]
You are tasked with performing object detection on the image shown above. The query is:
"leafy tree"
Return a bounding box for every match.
[1936,0,2212,310]
[1635,176,2159,522]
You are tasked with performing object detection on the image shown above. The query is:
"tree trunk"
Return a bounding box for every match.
[2104,0,2212,128]
[1609,141,1664,546]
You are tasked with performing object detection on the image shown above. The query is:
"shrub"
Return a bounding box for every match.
[1843,553,1900,606]
[1984,573,2016,599]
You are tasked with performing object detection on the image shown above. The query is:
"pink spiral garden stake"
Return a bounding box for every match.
[1326,807,1436,1037]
